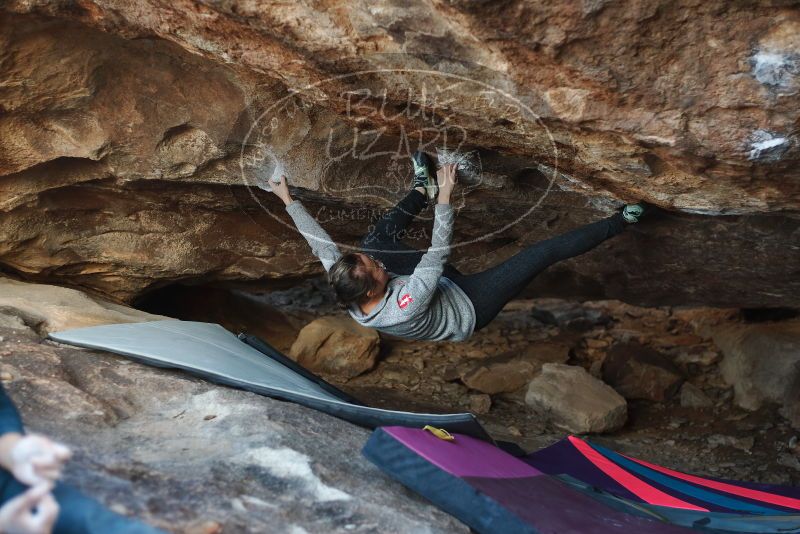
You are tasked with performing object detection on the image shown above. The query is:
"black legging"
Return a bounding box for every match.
[360,189,626,332]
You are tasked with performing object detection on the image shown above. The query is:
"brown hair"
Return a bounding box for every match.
[327,253,376,308]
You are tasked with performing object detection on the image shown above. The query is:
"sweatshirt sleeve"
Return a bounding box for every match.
[285,200,342,272]
[0,384,24,436]
[394,203,454,314]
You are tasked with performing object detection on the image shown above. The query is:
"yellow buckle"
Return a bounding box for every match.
[423,425,455,441]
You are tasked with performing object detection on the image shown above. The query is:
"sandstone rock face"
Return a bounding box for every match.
[290,316,380,379]
[0,5,797,307]
[468,393,492,415]
[461,359,536,395]
[680,382,714,409]
[783,381,800,430]
[525,363,627,434]
[0,277,164,335]
[531,299,613,332]
[602,342,685,401]
[714,320,800,420]
[460,342,569,394]
[0,326,467,533]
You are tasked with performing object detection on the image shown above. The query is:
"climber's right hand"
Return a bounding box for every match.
[271,175,294,206]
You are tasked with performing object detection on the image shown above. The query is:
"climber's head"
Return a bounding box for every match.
[328,253,389,308]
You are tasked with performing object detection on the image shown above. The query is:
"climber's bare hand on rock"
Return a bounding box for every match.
[437,163,457,204]
[271,175,293,206]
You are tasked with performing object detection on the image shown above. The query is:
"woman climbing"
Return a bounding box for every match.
[269,151,645,342]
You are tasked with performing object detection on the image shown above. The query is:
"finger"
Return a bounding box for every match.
[1,492,33,515]
[53,443,72,462]
[32,456,63,474]
[25,494,56,528]
[16,463,42,486]
[34,465,62,482]
[28,482,54,500]
[9,483,53,512]
[32,455,56,468]
[33,493,59,523]
[28,434,57,449]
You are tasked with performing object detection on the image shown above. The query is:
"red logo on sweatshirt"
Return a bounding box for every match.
[398,294,413,309]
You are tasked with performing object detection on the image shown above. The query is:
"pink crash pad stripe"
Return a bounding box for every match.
[627,454,800,510]
[568,436,709,511]
[383,426,542,479]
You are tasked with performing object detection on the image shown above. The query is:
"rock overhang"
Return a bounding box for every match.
[0,4,798,307]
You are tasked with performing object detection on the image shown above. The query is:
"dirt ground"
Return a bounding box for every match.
[142,279,800,488]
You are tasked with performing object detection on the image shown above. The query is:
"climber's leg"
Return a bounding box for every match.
[451,211,633,331]
[359,151,442,274]
[50,481,164,533]
[410,150,439,201]
[360,188,428,252]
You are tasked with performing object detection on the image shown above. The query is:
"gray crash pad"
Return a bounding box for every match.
[49,320,491,440]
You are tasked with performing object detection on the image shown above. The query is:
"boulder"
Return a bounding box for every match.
[782,373,800,430]
[525,363,627,434]
[712,320,800,417]
[516,342,572,366]
[290,316,380,379]
[602,342,684,401]
[0,278,165,335]
[707,434,755,454]
[0,9,799,308]
[680,382,714,409]
[460,342,570,394]
[0,323,467,533]
[0,312,30,332]
[461,359,535,395]
[468,393,492,415]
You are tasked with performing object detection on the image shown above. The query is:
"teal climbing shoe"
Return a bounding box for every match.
[622,203,646,223]
[411,151,438,201]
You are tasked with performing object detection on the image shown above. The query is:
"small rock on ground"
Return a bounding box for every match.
[525,363,627,434]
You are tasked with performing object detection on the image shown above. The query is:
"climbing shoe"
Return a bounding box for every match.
[622,202,646,224]
[411,150,438,201]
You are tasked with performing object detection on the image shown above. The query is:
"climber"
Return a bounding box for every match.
[0,383,163,534]
[269,151,645,342]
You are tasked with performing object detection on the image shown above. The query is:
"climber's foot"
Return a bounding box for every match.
[622,202,646,224]
[411,151,438,201]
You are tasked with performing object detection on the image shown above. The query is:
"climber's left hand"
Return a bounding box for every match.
[0,434,72,486]
[270,175,294,206]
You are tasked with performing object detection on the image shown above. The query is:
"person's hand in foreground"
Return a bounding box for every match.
[436,163,458,204]
[269,174,293,206]
[0,483,59,534]
[0,434,72,486]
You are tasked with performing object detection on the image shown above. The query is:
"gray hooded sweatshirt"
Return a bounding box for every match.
[285,200,477,341]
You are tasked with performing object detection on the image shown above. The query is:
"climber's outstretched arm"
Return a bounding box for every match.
[270,175,342,272]
[395,164,459,314]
